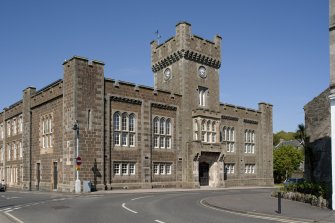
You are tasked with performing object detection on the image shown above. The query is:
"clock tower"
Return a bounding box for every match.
[151,22,224,187]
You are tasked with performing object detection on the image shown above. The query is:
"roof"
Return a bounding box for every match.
[275,139,303,149]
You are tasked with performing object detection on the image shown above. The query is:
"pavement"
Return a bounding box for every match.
[202,188,335,223]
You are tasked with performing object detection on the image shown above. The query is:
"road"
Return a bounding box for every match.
[0,188,299,223]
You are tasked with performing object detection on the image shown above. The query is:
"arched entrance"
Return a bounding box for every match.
[199,162,209,186]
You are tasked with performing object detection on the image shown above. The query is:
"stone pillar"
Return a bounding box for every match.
[22,87,36,190]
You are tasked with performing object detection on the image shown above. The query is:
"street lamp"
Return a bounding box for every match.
[72,120,81,193]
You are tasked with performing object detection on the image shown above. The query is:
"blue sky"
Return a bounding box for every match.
[0,0,329,133]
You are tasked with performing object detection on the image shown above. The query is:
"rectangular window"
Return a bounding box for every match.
[7,121,11,137]
[7,145,11,161]
[212,133,216,143]
[13,143,17,160]
[0,124,3,139]
[129,133,135,147]
[154,164,159,175]
[166,137,171,149]
[12,119,17,135]
[129,163,135,175]
[19,142,23,158]
[19,116,23,133]
[122,163,128,175]
[159,164,165,175]
[113,163,120,175]
[166,164,171,175]
[159,136,165,148]
[114,132,120,146]
[154,136,159,148]
[121,133,128,146]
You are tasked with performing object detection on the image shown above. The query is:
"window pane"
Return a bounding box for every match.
[122,113,128,131]
[154,164,159,175]
[166,119,171,135]
[154,136,159,148]
[160,118,165,134]
[114,163,120,175]
[122,133,128,146]
[129,114,135,132]
[160,136,165,148]
[129,163,135,175]
[159,164,165,174]
[114,132,120,145]
[114,113,120,130]
[154,118,159,134]
[122,163,128,175]
[166,137,171,149]
[129,133,135,146]
[166,164,171,175]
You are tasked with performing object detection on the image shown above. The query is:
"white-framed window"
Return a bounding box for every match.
[19,142,23,158]
[193,119,198,140]
[13,142,17,160]
[12,118,17,135]
[225,163,235,174]
[0,146,3,162]
[19,116,23,133]
[7,144,11,161]
[113,162,136,176]
[41,114,53,149]
[153,117,172,149]
[0,123,4,139]
[200,119,217,143]
[7,121,11,137]
[245,130,255,154]
[113,112,136,148]
[198,87,208,107]
[245,164,256,174]
[222,126,235,152]
[153,163,172,175]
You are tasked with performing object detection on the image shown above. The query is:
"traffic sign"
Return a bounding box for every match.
[76,156,82,166]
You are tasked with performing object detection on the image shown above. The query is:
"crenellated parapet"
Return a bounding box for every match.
[151,49,221,72]
[151,22,221,73]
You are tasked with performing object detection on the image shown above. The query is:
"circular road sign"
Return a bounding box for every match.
[76,156,82,166]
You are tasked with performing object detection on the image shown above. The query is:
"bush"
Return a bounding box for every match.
[284,182,328,198]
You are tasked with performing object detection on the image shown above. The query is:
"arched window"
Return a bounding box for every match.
[129,114,135,132]
[160,118,165,135]
[166,119,171,135]
[113,113,120,131]
[122,113,128,131]
[153,117,159,134]
[231,128,235,141]
[223,127,227,141]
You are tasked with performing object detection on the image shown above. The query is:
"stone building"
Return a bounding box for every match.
[0,22,273,192]
[304,0,334,209]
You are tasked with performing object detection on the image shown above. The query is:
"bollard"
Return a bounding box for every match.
[277,192,282,214]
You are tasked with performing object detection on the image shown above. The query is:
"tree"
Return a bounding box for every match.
[273,145,304,183]
[273,131,296,146]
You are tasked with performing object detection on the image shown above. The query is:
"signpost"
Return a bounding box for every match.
[76,156,82,171]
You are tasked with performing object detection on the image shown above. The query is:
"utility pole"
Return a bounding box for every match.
[73,120,81,193]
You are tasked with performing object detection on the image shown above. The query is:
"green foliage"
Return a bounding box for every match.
[284,182,328,198]
[273,131,296,146]
[273,145,304,183]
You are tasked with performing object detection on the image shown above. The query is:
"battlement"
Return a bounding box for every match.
[63,55,105,66]
[151,22,221,73]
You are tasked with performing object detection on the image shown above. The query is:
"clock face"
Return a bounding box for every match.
[198,66,207,78]
[164,68,171,81]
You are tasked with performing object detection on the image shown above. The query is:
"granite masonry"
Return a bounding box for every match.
[0,22,273,192]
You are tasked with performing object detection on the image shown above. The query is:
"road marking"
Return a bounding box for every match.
[4,211,25,223]
[131,195,153,201]
[200,199,310,223]
[154,220,166,223]
[122,203,138,214]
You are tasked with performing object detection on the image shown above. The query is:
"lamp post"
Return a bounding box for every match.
[73,120,81,193]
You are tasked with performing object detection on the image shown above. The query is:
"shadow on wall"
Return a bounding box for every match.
[91,159,102,191]
[305,136,332,202]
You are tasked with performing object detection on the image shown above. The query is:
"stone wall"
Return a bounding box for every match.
[304,88,331,185]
